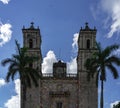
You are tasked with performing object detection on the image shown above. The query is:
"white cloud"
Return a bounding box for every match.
[112,48,120,57]
[4,79,20,108]
[110,100,120,108]
[42,51,77,74]
[90,3,101,21]
[72,33,79,53]
[42,33,78,74]
[42,50,57,73]
[100,0,120,38]
[0,21,12,46]
[91,0,120,38]
[0,0,10,4]
[0,78,6,87]
[67,57,77,73]
[67,33,78,74]
[93,0,120,38]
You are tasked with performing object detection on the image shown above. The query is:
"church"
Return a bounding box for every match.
[21,22,98,108]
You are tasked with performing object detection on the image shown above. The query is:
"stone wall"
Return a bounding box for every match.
[41,79,78,108]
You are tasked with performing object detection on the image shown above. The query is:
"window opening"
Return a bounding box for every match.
[29,63,33,68]
[29,39,33,48]
[87,39,90,49]
[56,102,62,108]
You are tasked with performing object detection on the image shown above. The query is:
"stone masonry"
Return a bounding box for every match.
[21,22,98,108]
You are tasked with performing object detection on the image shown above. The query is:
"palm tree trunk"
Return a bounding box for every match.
[21,84,26,108]
[100,80,104,108]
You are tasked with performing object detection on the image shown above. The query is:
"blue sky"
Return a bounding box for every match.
[0,0,120,108]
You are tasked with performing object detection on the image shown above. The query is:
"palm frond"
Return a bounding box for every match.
[15,40,21,55]
[24,67,40,87]
[11,68,19,81]
[30,73,39,87]
[96,70,100,87]
[103,44,119,58]
[9,62,18,70]
[100,66,106,81]
[6,71,13,82]
[25,56,38,64]
[107,64,119,79]
[25,75,31,88]
[21,47,28,55]
[105,56,120,66]
[12,54,20,60]
[96,42,102,53]
[1,58,16,66]
[1,40,40,88]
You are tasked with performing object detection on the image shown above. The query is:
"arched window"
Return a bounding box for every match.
[57,102,62,108]
[87,39,90,49]
[29,63,33,68]
[29,39,33,48]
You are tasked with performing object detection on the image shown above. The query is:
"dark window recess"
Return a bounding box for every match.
[30,94,31,98]
[57,102,62,108]
[29,63,33,68]
[29,39,33,48]
[87,39,90,49]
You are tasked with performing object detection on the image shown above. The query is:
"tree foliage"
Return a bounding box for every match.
[113,102,120,108]
[84,42,120,108]
[1,40,40,88]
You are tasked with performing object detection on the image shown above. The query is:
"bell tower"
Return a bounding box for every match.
[22,22,42,71]
[77,23,98,108]
[21,22,42,108]
[77,23,97,71]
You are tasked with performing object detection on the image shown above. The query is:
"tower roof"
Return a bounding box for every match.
[30,22,34,29]
[53,60,66,67]
[80,22,97,31]
[22,22,40,30]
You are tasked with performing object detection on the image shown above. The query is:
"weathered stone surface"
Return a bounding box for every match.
[21,23,98,108]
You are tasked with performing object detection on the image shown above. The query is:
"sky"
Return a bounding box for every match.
[0,0,120,108]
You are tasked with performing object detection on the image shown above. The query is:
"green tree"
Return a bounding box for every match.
[85,42,120,108]
[1,40,40,108]
[113,102,120,108]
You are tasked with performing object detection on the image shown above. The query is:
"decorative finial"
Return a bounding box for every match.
[30,22,34,29]
[94,26,96,30]
[85,22,89,29]
[31,22,34,25]
[23,25,25,29]
[85,22,88,26]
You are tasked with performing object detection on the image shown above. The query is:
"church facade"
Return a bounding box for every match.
[21,22,98,108]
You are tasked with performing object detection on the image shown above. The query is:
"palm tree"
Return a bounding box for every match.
[84,42,120,108]
[1,40,41,108]
[113,102,120,108]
